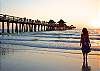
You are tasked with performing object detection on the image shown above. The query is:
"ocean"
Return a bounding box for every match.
[0,29,100,54]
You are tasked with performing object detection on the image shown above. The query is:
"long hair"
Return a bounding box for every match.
[82,28,89,37]
[81,28,90,45]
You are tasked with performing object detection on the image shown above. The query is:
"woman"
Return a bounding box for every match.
[80,28,91,62]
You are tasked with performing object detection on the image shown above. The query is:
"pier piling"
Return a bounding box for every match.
[2,22,4,33]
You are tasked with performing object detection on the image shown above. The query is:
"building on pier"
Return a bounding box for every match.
[47,20,56,31]
[46,19,76,31]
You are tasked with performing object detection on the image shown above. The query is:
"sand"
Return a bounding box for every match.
[0,46,100,71]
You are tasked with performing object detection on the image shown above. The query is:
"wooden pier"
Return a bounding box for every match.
[0,14,76,34]
[0,14,48,34]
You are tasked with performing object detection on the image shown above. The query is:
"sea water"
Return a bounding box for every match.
[0,29,100,51]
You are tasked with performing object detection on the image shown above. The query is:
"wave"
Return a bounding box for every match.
[0,38,80,43]
[0,30,100,53]
[0,35,100,41]
[1,41,100,51]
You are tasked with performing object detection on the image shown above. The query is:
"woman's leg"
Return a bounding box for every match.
[83,52,85,62]
[86,53,88,63]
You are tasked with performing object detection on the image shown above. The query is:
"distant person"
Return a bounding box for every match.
[80,28,91,62]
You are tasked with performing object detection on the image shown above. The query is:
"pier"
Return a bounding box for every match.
[0,14,76,34]
[0,14,48,34]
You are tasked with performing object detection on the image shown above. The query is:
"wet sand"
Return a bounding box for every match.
[0,47,100,71]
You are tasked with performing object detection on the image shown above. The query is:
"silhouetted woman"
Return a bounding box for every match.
[80,28,91,62]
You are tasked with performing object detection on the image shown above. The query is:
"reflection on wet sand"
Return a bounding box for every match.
[82,61,91,71]
[0,47,14,70]
[0,47,14,55]
[0,48,1,70]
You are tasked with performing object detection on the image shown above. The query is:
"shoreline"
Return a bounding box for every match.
[0,45,100,56]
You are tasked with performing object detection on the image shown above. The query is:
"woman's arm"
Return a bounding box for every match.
[88,35,91,47]
[80,34,82,46]
[89,39,91,47]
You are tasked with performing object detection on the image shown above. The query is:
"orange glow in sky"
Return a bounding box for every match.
[0,0,100,29]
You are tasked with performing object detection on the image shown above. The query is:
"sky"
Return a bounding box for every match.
[0,0,100,29]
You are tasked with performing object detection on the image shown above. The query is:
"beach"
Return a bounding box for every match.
[0,46,100,71]
[0,29,100,71]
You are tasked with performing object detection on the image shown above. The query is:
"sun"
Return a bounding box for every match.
[89,18,100,29]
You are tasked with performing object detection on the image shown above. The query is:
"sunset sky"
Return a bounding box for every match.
[0,0,100,29]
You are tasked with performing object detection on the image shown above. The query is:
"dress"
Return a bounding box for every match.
[81,35,91,53]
